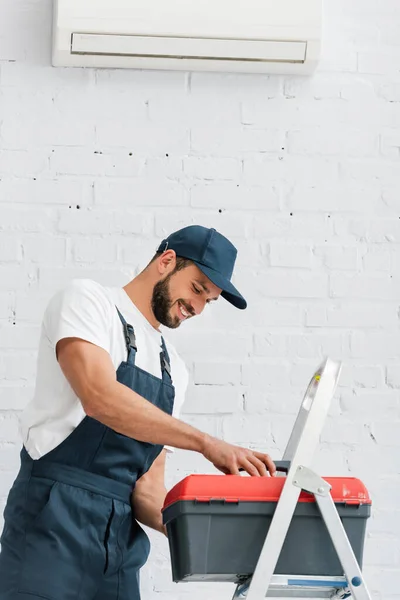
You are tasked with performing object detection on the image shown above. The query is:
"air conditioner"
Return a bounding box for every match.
[52,0,322,75]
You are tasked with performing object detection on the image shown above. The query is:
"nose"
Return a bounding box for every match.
[191,297,206,316]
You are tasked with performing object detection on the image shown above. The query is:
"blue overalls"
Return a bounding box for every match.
[0,308,175,600]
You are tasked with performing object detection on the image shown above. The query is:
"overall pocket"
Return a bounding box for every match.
[18,480,111,600]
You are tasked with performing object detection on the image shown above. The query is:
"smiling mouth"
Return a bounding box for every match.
[178,302,191,320]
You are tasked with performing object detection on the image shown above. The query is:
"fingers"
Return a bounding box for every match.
[238,451,276,477]
[254,452,277,477]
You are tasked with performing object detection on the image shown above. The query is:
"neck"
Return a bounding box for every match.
[123,273,160,331]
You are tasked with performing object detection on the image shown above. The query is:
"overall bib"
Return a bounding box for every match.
[0,308,175,600]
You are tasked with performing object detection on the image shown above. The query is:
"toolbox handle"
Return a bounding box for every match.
[239,460,291,474]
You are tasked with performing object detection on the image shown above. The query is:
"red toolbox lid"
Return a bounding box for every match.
[163,475,371,510]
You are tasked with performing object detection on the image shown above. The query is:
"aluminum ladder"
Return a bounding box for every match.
[232,358,372,600]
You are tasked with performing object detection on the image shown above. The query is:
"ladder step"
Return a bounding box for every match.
[235,575,349,599]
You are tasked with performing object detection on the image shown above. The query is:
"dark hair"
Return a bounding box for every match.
[148,252,193,273]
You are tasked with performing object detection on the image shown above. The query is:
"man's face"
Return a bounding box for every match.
[151,264,222,329]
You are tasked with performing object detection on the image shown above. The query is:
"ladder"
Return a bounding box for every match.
[232,358,372,600]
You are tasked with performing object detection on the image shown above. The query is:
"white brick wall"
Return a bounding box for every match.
[1,0,400,598]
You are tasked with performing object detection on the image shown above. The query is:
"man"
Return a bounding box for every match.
[0,225,275,600]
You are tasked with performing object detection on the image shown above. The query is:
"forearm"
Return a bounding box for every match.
[88,380,208,452]
[132,485,168,535]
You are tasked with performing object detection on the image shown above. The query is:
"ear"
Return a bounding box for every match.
[156,250,176,275]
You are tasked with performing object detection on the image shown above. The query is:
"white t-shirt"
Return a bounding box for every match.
[20,279,189,460]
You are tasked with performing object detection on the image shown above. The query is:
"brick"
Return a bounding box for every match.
[38,268,128,291]
[381,186,400,212]
[320,417,371,445]
[222,414,272,445]
[358,50,400,76]
[176,330,252,360]
[288,332,350,360]
[191,182,279,211]
[0,293,14,320]
[244,389,300,416]
[331,273,400,300]
[0,442,21,472]
[70,238,118,264]
[95,180,188,207]
[362,247,391,272]
[57,208,153,236]
[190,72,282,100]
[287,129,378,157]
[386,365,400,389]
[239,270,328,299]
[0,385,35,411]
[0,207,56,233]
[253,214,333,243]
[314,245,358,270]
[351,333,400,359]
[181,385,243,415]
[50,148,144,178]
[119,237,160,267]
[283,76,342,100]
[0,149,49,177]
[22,236,67,265]
[191,127,284,155]
[241,362,290,387]
[364,536,400,568]
[242,155,284,185]
[0,470,18,498]
[0,412,21,443]
[306,303,397,328]
[96,123,190,155]
[149,96,240,127]
[378,83,400,102]
[0,266,34,292]
[183,157,241,181]
[144,157,183,180]
[269,242,313,269]
[340,389,400,418]
[253,333,289,358]
[0,326,40,350]
[370,421,400,446]
[281,156,339,186]
[193,362,241,386]
[0,179,88,206]
[1,110,96,149]
[0,235,22,262]
[246,302,303,327]
[0,352,37,382]
[380,131,400,158]
[154,210,253,239]
[286,184,379,213]
[15,293,49,323]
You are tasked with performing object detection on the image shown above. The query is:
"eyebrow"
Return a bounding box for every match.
[195,280,219,302]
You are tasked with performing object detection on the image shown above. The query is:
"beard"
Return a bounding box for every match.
[151,273,193,329]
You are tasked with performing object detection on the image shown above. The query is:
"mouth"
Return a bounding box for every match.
[177,301,191,321]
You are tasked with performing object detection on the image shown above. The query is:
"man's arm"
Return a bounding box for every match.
[57,337,276,477]
[132,450,168,535]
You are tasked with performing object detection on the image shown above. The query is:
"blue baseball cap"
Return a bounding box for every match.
[157,225,247,309]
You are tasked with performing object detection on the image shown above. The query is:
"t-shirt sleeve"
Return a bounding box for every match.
[43,279,112,354]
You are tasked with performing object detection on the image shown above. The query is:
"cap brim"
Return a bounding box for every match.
[193,262,247,310]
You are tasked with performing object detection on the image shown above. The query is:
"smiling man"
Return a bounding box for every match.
[0,225,275,600]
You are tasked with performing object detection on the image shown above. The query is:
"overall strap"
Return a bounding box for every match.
[116,307,137,366]
[160,336,172,384]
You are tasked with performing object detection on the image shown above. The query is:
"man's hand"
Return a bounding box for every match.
[201,435,276,477]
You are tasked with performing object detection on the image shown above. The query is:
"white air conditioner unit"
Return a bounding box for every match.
[52,0,322,75]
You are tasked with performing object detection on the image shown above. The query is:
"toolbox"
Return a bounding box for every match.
[162,473,371,583]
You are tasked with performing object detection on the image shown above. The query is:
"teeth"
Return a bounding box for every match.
[179,303,189,318]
